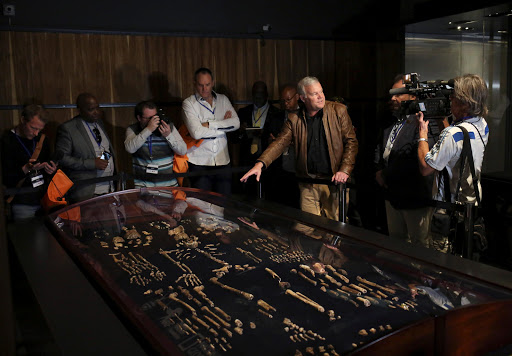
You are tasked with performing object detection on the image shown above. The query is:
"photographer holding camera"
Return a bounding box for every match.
[125,100,187,187]
[2,104,57,220]
[375,75,442,248]
[418,74,489,207]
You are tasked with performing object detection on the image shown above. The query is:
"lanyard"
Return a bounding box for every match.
[86,122,102,149]
[147,135,153,160]
[14,132,36,158]
[196,94,215,115]
[389,119,406,143]
[253,105,269,127]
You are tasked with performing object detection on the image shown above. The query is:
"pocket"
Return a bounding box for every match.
[431,210,452,236]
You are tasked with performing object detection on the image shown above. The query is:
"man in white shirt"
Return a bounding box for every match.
[182,67,240,195]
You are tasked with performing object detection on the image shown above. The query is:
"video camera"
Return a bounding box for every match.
[389,73,454,118]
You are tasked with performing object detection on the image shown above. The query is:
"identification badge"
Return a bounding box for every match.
[146,164,158,175]
[31,173,44,188]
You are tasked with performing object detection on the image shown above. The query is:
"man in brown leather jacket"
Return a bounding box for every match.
[241,76,358,221]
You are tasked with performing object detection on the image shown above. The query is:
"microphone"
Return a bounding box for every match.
[389,87,410,96]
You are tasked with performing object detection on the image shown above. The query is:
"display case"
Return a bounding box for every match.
[46,188,512,356]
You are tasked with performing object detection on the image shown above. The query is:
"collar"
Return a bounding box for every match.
[452,116,481,125]
[285,108,299,115]
[78,115,99,125]
[253,101,269,112]
[195,91,218,102]
[304,109,323,120]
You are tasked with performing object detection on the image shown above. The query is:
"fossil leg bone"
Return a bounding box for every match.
[193,286,215,307]
[209,277,254,301]
[285,289,325,313]
[257,299,277,312]
[169,293,197,315]
[201,306,231,328]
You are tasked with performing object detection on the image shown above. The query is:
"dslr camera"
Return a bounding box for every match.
[389,73,454,118]
[153,108,172,136]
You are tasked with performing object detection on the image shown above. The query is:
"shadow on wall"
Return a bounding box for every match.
[148,71,183,128]
[215,83,235,105]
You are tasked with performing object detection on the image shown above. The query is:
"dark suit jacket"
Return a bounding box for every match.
[55,116,115,203]
[375,115,440,209]
[236,103,279,165]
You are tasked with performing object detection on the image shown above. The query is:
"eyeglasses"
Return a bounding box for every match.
[282,96,297,103]
[92,127,102,144]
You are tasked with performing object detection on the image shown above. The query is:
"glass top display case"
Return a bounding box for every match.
[46,188,512,356]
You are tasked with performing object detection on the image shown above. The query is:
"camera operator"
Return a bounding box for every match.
[375,75,441,248]
[418,74,489,205]
[125,101,187,187]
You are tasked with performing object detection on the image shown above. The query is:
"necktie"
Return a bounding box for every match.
[251,108,262,154]
[253,108,262,128]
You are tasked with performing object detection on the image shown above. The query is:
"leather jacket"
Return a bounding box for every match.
[258,101,358,178]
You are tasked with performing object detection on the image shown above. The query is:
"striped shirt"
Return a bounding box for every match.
[125,123,187,187]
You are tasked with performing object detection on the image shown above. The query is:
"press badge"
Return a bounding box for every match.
[146,164,158,175]
[30,172,44,188]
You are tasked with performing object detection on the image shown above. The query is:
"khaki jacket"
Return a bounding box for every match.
[258,101,358,178]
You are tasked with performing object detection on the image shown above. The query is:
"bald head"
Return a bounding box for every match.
[281,85,299,112]
[76,92,101,122]
[252,81,268,108]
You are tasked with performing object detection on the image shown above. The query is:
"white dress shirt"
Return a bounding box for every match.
[182,91,240,166]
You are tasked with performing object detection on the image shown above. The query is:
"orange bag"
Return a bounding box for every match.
[41,169,73,212]
[173,124,203,186]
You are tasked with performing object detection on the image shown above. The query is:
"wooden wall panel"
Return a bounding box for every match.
[232,39,248,103]
[111,35,147,103]
[0,32,15,131]
[275,40,295,91]
[0,32,12,104]
[260,39,278,99]
[71,34,110,102]
[290,40,309,85]
[242,39,260,101]
[58,33,79,115]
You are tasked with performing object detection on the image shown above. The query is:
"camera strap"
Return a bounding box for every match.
[6,134,46,204]
[458,125,481,205]
[438,124,480,209]
[449,124,480,206]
